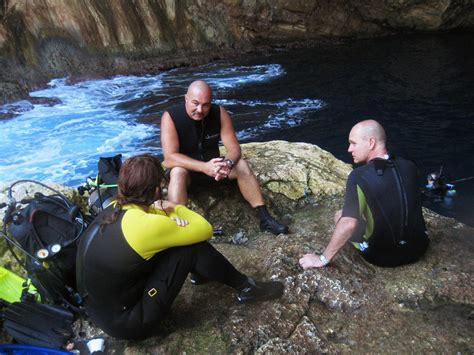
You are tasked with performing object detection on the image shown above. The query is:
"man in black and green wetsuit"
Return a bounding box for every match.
[299,120,429,268]
[161,80,288,235]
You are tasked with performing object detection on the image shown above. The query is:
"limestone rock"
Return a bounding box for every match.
[1,0,474,103]
[99,202,470,354]
[240,141,350,200]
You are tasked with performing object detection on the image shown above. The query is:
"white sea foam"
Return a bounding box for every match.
[233,98,326,140]
[1,74,162,186]
[0,100,34,115]
[159,64,285,90]
[201,64,285,88]
[0,63,322,186]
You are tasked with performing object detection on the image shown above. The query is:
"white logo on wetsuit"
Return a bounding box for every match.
[359,241,369,251]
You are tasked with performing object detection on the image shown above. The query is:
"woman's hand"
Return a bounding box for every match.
[154,200,187,226]
[170,216,189,227]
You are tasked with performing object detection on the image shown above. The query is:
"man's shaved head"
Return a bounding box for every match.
[187,80,212,97]
[185,80,213,120]
[348,119,387,164]
[351,119,386,145]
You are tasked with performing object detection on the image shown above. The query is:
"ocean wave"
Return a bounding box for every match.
[31,74,165,109]
[160,64,284,90]
[96,121,157,154]
[233,98,326,140]
[201,64,285,89]
[0,62,316,186]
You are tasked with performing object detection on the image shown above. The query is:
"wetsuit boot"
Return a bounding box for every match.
[256,205,289,235]
[236,277,284,303]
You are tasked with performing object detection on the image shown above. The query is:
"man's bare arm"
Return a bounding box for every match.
[299,217,358,269]
[219,106,241,164]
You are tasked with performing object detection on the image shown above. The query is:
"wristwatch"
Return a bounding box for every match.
[223,158,234,168]
[319,254,329,266]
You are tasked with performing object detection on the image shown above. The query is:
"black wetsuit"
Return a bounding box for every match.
[167,103,221,162]
[342,156,429,267]
[167,103,226,187]
[76,204,247,339]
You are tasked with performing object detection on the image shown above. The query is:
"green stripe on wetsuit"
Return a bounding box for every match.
[351,184,374,250]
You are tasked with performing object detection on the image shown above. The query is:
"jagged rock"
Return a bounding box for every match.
[0,141,472,353]
[237,141,350,200]
[1,0,474,102]
[0,82,28,107]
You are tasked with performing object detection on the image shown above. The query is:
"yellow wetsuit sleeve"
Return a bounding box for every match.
[121,205,213,260]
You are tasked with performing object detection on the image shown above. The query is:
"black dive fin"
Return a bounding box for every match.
[2,301,74,349]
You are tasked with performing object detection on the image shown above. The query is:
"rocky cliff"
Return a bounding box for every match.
[1,0,474,103]
[1,141,472,353]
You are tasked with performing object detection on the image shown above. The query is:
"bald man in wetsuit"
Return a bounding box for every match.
[299,120,429,268]
[161,80,288,236]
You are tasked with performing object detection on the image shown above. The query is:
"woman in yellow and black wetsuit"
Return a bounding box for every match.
[76,154,283,340]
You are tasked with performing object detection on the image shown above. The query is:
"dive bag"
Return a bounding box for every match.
[79,154,122,215]
[4,181,89,310]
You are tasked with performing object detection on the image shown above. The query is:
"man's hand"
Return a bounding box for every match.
[214,159,233,181]
[202,157,229,180]
[299,253,328,269]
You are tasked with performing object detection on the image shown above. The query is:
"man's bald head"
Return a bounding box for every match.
[351,120,386,145]
[348,119,388,164]
[187,80,212,97]
[185,80,213,121]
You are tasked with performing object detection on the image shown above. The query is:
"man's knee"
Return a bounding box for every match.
[232,159,254,179]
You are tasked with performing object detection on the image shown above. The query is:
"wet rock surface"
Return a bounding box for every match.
[0,96,60,119]
[1,141,473,353]
[67,201,473,354]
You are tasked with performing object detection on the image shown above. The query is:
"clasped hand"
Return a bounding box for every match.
[204,157,231,181]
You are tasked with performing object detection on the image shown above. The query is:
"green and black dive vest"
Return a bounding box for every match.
[343,156,429,267]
